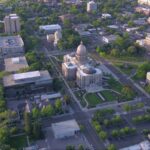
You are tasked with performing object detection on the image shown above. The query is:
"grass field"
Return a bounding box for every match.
[9,135,27,149]
[107,77,123,93]
[85,93,102,107]
[74,91,86,107]
[0,0,7,3]
[113,62,138,75]
[104,55,145,63]
[100,90,119,101]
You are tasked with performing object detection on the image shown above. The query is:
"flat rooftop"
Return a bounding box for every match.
[41,92,61,100]
[13,71,41,81]
[4,56,28,72]
[0,35,24,48]
[3,70,52,87]
[39,24,61,31]
[52,119,80,136]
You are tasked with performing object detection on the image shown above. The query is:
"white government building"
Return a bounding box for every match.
[62,42,102,89]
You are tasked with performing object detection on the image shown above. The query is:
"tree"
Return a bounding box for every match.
[79,125,85,132]
[114,36,124,49]
[112,115,122,125]
[32,107,40,119]
[95,124,102,132]
[66,145,75,150]
[25,51,37,64]
[96,46,103,53]
[32,121,42,139]
[110,49,120,57]
[55,99,62,113]
[103,119,110,127]
[128,21,134,27]
[69,5,78,14]
[64,95,70,105]
[121,86,134,100]
[127,46,137,55]
[0,127,9,144]
[111,129,120,138]
[92,19,101,28]
[41,104,54,117]
[53,78,62,91]
[107,144,117,150]
[99,131,107,140]
[24,112,32,135]
[136,61,150,79]
[78,144,84,150]
[63,19,72,28]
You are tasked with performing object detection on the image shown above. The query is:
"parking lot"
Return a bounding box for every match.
[37,127,92,150]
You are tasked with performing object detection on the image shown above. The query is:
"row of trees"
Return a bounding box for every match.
[92,120,108,140]
[24,112,43,139]
[132,114,150,124]
[24,99,63,138]
[66,144,85,150]
[111,127,136,138]
[123,102,144,112]
[0,110,18,149]
[93,108,115,122]
[32,99,63,119]
[102,115,123,127]
[92,109,117,141]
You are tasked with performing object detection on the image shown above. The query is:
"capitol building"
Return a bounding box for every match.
[62,42,102,89]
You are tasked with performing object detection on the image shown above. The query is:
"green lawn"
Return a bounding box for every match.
[113,62,138,75]
[107,77,123,93]
[75,91,86,107]
[85,93,102,107]
[9,135,27,149]
[100,90,120,101]
[104,55,145,62]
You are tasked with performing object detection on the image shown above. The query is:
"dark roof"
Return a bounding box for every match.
[83,67,96,74]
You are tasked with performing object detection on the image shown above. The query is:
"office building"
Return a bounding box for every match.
[3,70,52,97]
[0,35,24,58]
[4,14,20,34]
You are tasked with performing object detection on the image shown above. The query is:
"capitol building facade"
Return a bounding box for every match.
[62,42,102,89]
